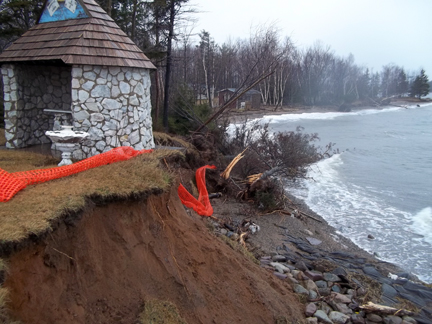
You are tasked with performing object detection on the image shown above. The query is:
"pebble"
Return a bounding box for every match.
[320,302,333,315]
[270,262,290,273]
[383,315,402,324]
[305,279,318,292]
[273,272,287,280]
[305,303,317,317]
[329,311,350,324]
[331,285,341,293]
[331,292,352,304]
[294,284,309,295]
[306,317,318,324]
[318,287,331,296]
[305,270,324,281]
[295,260,309,271]
[323,272,341,282]
[306,237,322,245]
[315,280,328,288]
[272,255,287,262]
[314,310,333,324]
[402,316,416,324]
[351,314,366,324]
[308,290,318,301]
[367,313,383,323]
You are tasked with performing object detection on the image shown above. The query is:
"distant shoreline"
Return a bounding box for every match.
[225,98,431,124]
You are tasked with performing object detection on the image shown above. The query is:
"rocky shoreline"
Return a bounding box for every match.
[210,189,432,323]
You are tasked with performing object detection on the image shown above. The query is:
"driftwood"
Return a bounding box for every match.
[359,302,415,317]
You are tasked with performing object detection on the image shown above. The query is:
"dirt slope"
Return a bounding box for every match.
[3,185,305,324]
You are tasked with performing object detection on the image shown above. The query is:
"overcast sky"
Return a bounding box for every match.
[192,0,432,76]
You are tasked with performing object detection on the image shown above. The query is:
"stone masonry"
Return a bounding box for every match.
[71,64,154,159]
[1,64,71,148]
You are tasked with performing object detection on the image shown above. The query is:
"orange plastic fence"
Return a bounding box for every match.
[0,147,152,202]
[178,165,216,217]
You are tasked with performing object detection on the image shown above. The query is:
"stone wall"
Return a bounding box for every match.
[1,64,71,148]
[71,65,154,159]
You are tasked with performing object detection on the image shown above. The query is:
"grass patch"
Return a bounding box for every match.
[0,129,5,146]
[153,132,194,150]
[0,149,177,243]
[139,299,187,324]
[346,272,382,304]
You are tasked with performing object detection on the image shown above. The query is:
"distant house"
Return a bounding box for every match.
[218,88,261,110]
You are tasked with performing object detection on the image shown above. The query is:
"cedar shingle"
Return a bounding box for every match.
[0,0,155,69]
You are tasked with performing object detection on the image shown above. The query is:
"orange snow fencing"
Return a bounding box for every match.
[0,146,152,202]
[178,165,216,217]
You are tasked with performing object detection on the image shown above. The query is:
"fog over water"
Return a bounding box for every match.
[195,0,432,75]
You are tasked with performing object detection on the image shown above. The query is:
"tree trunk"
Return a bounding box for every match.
[163,0,176,130]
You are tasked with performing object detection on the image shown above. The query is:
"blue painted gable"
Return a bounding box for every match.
[39,0,88,23]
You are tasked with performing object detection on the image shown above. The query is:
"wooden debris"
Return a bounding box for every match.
[220,148,248,179]
[246,173,263,184]
[359,302,415,317]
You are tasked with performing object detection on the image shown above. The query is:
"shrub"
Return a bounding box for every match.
[169,85,212,135]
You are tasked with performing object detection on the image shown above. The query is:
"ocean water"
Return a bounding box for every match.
[258,103,432,283]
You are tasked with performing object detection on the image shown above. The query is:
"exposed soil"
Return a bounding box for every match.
[3,185,305,324]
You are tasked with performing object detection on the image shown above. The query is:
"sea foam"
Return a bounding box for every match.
[411,207,432,244]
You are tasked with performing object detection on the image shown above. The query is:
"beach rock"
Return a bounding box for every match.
[324,272,341,282]
[346,289,356,297]
[294,284,309,295]
[305,270,324,281]
[305,279,318,292]
[334,302,353,315]
[318,287,331,296]
[286,274,299,285]
[383,316,402,324]
[316,280,328,288]
[363,266,384,279]
[367,313,383,322]
[270,262,290,273]
[332,267,348,277]
[319,302,333,315]
[308,290,318,301]
[331,292,352,304]
[294,271,310,281]
[331,285,341,293]
[401,316,416,324]
[314,310,333,324]
[306,237,322,245]
[273,272,287,280]
[382,283,398,299]
[368,234,375,239]
[349,301,360,310]
[296,260,309,271]
[351,313,366,324]
[399,292,426,308]
[305,303,317,317]
[306,317,318,324]
[272,255,287,262]
[329,311,350,323]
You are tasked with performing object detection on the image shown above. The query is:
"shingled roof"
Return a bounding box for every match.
[0,0,155,69]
